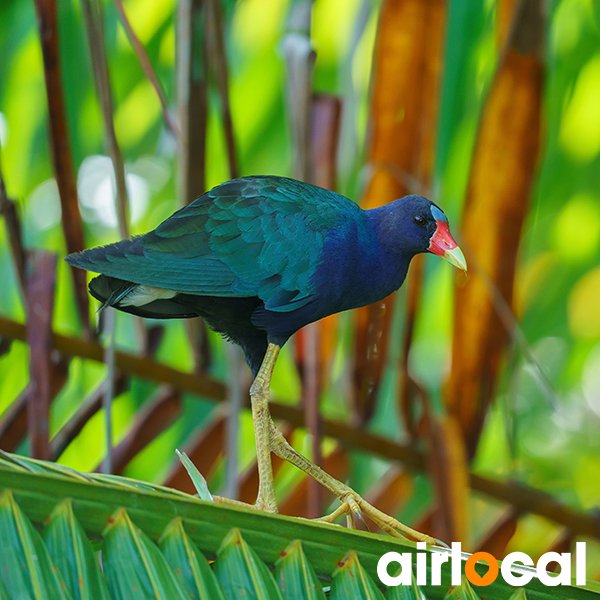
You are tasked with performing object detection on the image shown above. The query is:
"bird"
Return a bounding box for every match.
[66,175,466,542]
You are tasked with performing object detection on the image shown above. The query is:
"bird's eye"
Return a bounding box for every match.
[413,215,426,227]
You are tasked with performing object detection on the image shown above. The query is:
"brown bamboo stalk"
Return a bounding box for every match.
[26,251,58,460]
[177,0,211,374]
[113,0,179,141]
[177,0,208,205]
[398,0,446,435]
[352,0,435,424]
[32,0,91,337]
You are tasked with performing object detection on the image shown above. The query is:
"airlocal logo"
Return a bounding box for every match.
[378,542,587,587]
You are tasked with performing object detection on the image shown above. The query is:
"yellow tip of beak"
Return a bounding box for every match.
[443,246,467,273]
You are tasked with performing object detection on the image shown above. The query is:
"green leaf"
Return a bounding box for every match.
[330,551,385,600]
[43,499,111,600]
[176,449,213,501]
[508,591,527,600]
[273,540,326,600]
[385,571,427,600]
[2,461,600,600]
[214,527,284,600]
[0,577,10,600]
[0,490,71,599]
[0,450,92,482]
[443,577,481,600]
[102,508,187,600]
[159,517,226,600]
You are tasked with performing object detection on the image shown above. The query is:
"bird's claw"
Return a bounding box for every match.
[315,489,435,544]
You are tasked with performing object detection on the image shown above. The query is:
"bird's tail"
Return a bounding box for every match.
[88,275,199,319]
[89,276,136,312]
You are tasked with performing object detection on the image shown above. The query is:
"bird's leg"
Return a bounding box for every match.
[268,419,435,543]
[250,343,280,513]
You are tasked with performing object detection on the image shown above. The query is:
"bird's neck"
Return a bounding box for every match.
[310,206,415,316]
[362,205,414,292]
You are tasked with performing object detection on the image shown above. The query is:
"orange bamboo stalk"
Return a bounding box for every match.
[353,0,445,424]
[444,0,544,456]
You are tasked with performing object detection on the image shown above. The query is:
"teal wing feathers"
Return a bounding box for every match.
[66,176,358,312]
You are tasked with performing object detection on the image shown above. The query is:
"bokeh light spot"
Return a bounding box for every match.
[0,112,8,147]
[551,0,590,56]
[77,155,150,229]
[312,0,361,67]
[233,0,288,52]
[582,341,600,416]
[114,81,161,147]
[551,193,600,263]
[117,0,174,46]
[515,251,556,315]
[26,179,62,234]
[559,52,600,163]
[568,267,600,339]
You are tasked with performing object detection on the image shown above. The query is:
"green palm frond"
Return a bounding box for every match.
[0,450,599,600]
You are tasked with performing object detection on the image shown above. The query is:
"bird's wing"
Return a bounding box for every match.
[66,176,358,312]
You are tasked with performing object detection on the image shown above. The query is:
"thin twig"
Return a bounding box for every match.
[460,239,558,411]
[205,0,239,179]
[0,158,27,301]
[113,0,180,142]
[177,0,207,205]
[223,344,243,500]
[80,0,129,239]
[101,307,116,474]
[282,1,315,182]
[26,251,58,461]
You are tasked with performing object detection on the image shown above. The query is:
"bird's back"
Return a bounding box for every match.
[67,176,362,314]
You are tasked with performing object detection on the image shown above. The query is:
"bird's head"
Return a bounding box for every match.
[392,195,467,272]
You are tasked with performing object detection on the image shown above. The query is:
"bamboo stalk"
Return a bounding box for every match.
[177,0,211,374]
[113,0,179,141]
[26,251,58,460]
[32,0,91,337]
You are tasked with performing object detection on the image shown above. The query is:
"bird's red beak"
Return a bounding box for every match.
[429,220,467,272]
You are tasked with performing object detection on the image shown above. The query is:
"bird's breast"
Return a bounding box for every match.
[311,222,410,315]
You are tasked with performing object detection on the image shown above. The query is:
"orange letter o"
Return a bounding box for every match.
[465,552,499,586]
